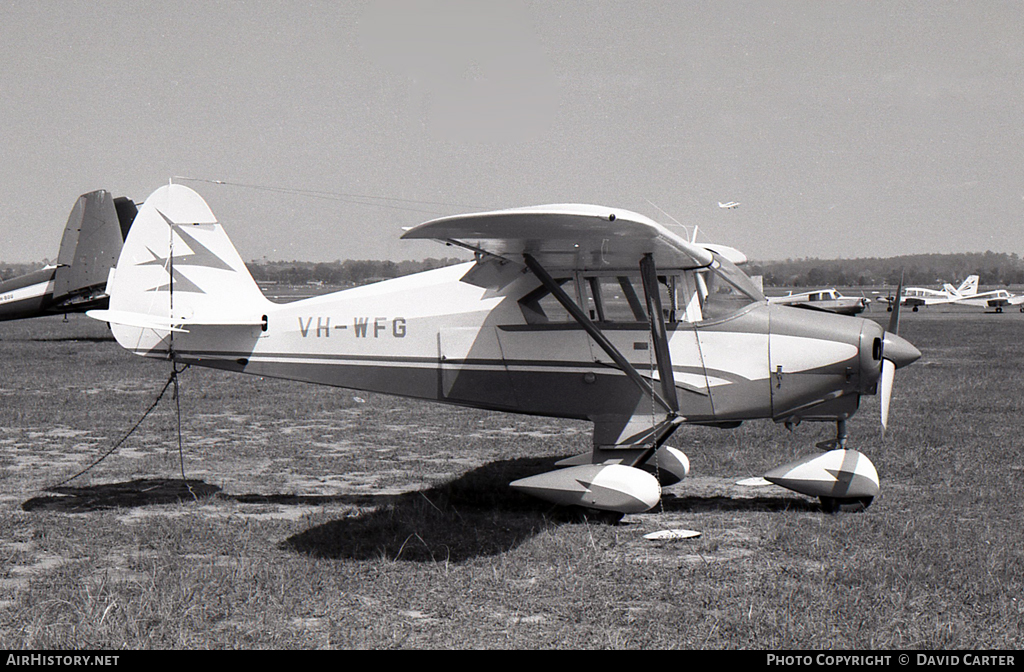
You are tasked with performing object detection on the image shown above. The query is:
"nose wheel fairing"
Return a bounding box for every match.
[764,448,880,511]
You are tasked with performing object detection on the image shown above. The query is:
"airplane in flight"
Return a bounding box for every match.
[89,184,920,516]
[0,190,136,322]
[767,288,870,316]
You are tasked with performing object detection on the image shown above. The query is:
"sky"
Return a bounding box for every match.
[1,0,1023,264]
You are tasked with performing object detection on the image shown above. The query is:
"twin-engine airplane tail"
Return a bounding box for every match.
[1,190,136,322]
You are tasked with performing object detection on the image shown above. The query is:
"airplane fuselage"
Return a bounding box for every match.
[120,262,886,432]
[768,290,869,316]
[95,185,924,513]
[0,268,57,321]
[0,267,113,322]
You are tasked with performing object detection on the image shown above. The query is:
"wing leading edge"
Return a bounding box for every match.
[401,204,717,272]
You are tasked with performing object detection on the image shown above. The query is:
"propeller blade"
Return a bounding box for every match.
[880,358,895,435]
[887,273,904,335]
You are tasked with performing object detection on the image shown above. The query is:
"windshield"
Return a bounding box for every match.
[695,255,765,321]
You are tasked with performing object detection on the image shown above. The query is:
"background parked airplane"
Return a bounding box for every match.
[0,190,136,322]
[885,275,977,312]
[952,283,1024,313]
[767,288,870,315]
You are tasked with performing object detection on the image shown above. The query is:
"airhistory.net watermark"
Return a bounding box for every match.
[6,655,119,666]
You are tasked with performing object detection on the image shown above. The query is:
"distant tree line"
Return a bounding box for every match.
[747,251,1024,288]
[0,262,43,280]
[5,251,1024,289]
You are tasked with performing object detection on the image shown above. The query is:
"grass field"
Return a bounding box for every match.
[1,307,1022,649]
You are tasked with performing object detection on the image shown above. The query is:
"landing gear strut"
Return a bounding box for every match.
[818,418,874,513]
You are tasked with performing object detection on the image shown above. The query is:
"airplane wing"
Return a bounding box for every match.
[401,204,717,272]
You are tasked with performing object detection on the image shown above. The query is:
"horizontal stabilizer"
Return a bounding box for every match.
[88,309,267,333]
[87,309,188,333]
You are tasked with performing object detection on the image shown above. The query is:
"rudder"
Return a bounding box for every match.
[89,183,271,352]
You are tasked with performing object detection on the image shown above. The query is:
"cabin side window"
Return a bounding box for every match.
[517,257,762,326]
[582,275,648,322]
[518,278,576,324]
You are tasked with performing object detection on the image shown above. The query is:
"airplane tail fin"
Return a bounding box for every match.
[89,183,271,355]
[958,275,979,296]
[53,190,135,301]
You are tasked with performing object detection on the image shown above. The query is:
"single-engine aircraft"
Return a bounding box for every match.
[950,281,1024,313]
[893,275,977,312]
[767,288,870,316]
[0,190,137,322]
[718,201,740,209]
[89,184,921,516]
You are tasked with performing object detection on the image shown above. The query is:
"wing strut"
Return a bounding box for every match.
[522,253,676,416]
[639,253,679,413]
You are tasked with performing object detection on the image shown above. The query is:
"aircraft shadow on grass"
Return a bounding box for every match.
[31,335,116,343]
[659,492,820,515]
[21,478,223,512]
[0,335,115,344]
[21,456,816,563]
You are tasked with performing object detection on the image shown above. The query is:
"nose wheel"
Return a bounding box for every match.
[820,496,874,513]
[776,418,879,513]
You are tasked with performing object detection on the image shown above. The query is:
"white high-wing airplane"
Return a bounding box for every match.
[718,201,740,209]
[898,275,978,312]
[89,184,921,516]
